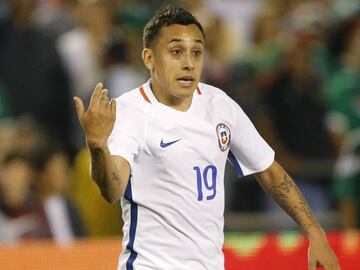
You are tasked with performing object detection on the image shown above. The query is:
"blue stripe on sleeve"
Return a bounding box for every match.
[124,179,138,270]
[227,150,244,177]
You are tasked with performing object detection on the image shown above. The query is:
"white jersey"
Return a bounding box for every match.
[108,80,274,270]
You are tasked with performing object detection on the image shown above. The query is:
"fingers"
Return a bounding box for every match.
[73,96,85,118]
[89,82,113,111]
[110,98,116,114]
[100,88,109,105]
[80,82,113,115]
[100,89,114,113]
[89,82,103,108]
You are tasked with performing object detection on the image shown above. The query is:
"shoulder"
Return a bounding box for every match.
[115,86,150,123]
[197,82,250,126]
[197,82,238,109]
[197,82,233,102]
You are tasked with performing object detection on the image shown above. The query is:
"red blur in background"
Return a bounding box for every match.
[0,231,359,270]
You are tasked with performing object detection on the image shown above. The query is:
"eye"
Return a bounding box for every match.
[171,49,182,55]
[193,50,202,56]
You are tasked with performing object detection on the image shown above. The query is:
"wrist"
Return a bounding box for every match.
[305,226,327,241]
[86,139,108,151]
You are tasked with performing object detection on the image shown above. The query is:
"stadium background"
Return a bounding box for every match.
[0,0,359,269]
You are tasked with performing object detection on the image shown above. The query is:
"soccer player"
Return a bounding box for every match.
[73,5,340,270]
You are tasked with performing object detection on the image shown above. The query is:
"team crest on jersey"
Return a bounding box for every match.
[216,123,231,151]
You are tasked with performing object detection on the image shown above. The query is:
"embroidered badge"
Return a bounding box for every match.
[216,123,231,151]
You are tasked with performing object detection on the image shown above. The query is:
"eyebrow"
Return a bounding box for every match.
[168,38,204,45]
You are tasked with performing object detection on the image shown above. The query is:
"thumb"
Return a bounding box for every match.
[110,98,117,115]
[73,96,85,118]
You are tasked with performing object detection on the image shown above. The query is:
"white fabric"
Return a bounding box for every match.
[108,80,274,270]
[43,195,74,246]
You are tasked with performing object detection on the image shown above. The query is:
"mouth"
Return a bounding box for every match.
[177,76,195,87]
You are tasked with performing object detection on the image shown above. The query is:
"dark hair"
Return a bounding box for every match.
[143,5,205,48]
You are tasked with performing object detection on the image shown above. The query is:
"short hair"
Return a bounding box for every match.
[143,5,205,48]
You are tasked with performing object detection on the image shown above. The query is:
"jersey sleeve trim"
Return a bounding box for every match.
[109,148,135,168]
[249,152,275,174]
[124,179,138,269]
[228,150,275,178]
[227,150,244,177]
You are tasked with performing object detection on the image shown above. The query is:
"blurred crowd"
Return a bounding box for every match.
[0,0,359,243]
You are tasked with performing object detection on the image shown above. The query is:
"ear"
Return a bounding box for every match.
[142,48,155,73]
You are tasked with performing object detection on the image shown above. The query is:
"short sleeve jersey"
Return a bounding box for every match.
[108,80,275,270]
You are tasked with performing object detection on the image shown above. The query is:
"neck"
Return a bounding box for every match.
[150,82,193,112]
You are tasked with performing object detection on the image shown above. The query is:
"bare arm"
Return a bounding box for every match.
[88,146,130,203]
[74,83,130,203]
[255,161,320,234]
[255,161,340,270]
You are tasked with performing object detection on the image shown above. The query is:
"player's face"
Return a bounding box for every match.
[143,24,205,105]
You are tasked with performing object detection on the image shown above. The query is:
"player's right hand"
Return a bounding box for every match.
[73,83,116,149]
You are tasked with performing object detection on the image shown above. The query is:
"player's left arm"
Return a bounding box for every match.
[254,161,340,270]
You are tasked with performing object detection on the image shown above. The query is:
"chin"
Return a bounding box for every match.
[174,87,196,99]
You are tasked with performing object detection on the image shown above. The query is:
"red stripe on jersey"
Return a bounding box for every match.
[139,86,151,103]
[196,86,202,95]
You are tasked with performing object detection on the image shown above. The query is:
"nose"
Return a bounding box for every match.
[182,53,194,71]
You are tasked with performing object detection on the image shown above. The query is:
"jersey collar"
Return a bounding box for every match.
[140,79,202,112]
